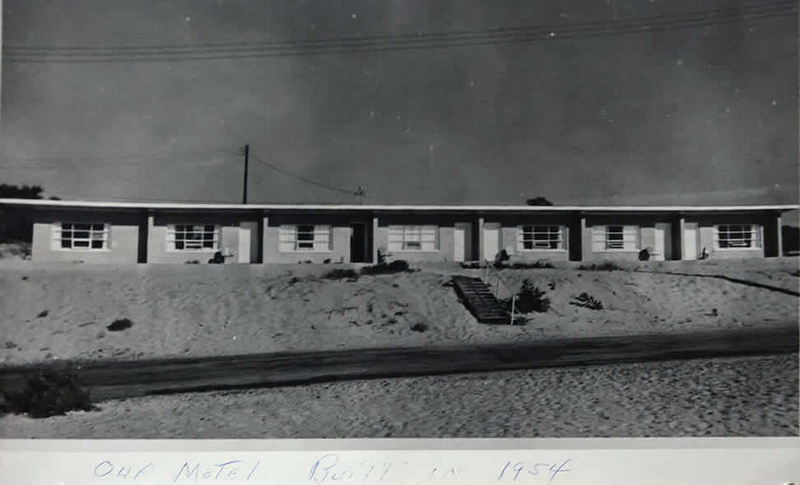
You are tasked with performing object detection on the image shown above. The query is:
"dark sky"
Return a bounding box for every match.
[1,0,797,207]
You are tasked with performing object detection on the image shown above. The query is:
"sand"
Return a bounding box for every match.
[2,354,795,438]
[0,258,797,365]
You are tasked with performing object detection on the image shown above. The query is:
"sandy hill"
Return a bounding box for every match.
[0,258,797,366]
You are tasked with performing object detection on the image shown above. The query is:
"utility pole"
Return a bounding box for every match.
[241,144,250,204]
[354,185,366,204]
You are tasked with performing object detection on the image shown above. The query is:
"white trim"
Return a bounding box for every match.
[713,224,763,250]
[517,225,567,251]
[52,222,111,251]
[1,198,796,212]
[166,224,220,252]
[387,225,439,252]
[278,224,333,253]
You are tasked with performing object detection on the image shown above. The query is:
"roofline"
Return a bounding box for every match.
[0,198,797,212]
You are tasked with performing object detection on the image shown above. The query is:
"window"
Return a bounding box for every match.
[518,225,565,250]
[55,223,109,250]
[592,225,639,251]
[279,225,332,252]
[168,224,219,251]
[716,224,761,249]
[388,225,438,251]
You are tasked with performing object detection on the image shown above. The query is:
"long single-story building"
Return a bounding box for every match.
[0,198,796,264]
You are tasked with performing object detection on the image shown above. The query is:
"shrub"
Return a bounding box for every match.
[576,261,624,271]
[570,292,604,310]
[512,279,550,313]
[3,369,97,418]
[107,318,133,332]
[410,323,428,332]
[360,259,411,275]
[323,268,359,280]
[510,260,555,269]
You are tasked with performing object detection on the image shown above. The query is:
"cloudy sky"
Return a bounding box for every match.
[1,0,797,207]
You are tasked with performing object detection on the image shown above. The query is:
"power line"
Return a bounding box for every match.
[0,149,236,169]
[249,153,357,196]
[4,2,794,63]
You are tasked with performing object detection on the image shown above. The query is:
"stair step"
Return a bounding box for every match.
[451,276,510,325]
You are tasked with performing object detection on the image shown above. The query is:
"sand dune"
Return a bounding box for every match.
[0,258,797,366]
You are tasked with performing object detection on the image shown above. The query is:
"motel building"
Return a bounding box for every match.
[0,198,796,264]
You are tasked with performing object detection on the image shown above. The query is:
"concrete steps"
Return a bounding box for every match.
[452,275,510,324]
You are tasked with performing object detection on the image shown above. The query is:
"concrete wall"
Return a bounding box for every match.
[30,209,141,263]
[488,214,573,262]
[374,213,462,262]
[263,214,356,264]
[583,214,669,262]
[684,213,770,260]
[147,212,254,264]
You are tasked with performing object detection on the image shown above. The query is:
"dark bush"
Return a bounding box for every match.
[410,323,428,332]
[570,292,604,310]
[36,310,49,318]
[323,268,359,280]
[107,318,133,331]
[360,259,411,275]
[638,248,650,261]
[510,260,555,269]
[512,279,550,313]
[576,261,624,271]
[3,369,97,418]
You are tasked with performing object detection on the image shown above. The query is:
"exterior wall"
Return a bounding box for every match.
[30,209,141,263]
[147,212,256,264]
[489,214,573,262]
[684,213,769,259]
[263,214,355,264]
[374,213,461,262]
[583,214,668,262]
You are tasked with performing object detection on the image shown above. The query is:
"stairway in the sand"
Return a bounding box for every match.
[451,275,510,324]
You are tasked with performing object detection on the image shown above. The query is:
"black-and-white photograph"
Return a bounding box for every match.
[0,0,797,439]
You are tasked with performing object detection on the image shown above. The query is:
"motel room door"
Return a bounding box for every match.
[350,223,368,263]
[238,222,258,263]
[682,223,699,260]
[482,223,501,261]
[653,223,671,261]
[453,222,472,262]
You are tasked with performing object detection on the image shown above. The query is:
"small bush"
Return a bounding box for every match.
[410,323,428,332]
[512,279,550,313]
[360,259,411,275]
[510,260,555,269]
[323,268,359,280]
[3,369,97,418]
[107,318,133,332]
[570,292,604,310]
[576,261,624,271]
[36,310,49,318]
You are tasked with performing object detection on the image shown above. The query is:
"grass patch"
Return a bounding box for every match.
[576,261,624,271]
[322,268,359,281]
[570,292,604,310]
[107,318,133,332]
[2,369,97,418]
[360,260,412,275]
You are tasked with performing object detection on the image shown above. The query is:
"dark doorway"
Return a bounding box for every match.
[350,223,368,263]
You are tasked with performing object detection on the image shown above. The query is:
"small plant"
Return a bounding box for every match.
[107,318,133,332]
[513,279,550,313]
[3,369,97,418]
[410,323,428,332]
[36,310,49,318]
[510,260,555,269]
[322,268,359,281]
[360,260,411,275]
[576,261,624,271]
[570,292,604,310]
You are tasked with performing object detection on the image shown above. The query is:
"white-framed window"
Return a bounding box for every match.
[517,225,565,251]
[279,225,332,252]
[388,225,438,251]
[715,224,762,249]
[54,222,109,250]
[592,225,639,251]
[167,224,220,251]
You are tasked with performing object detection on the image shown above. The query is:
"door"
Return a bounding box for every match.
[238,222,258,263]
[683,223,698,260]
[653,223,671,261]
[482,223,501,261]
[350,223,367,263]
[453,223,472,262]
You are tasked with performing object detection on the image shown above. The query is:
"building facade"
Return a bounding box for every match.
[1,199,794,264]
